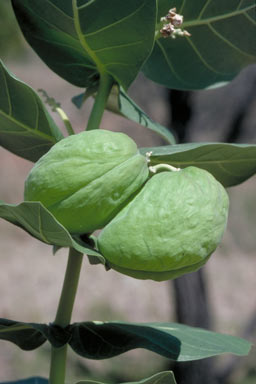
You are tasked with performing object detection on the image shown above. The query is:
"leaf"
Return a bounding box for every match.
[11,0,157,90]
[140,143,256,187]
[142,0,256,89]
[72,86,176,144]
[0,319,47,350]
[0,200,105,264]
[0,319,72,350]
[0,320,251,362]
[0,60,63,162]
[76,371,177,384]
[0,378,48,384]
[68,321,252,361]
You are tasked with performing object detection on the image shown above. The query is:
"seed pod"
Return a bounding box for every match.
[98,167,229,281]
[24,130,149,234]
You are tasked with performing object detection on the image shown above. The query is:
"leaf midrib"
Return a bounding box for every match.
[72,0,104,74]
[0,110,57,143]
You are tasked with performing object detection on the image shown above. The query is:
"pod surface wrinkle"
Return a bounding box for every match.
[24,130,149,234]
[98,167,229,281]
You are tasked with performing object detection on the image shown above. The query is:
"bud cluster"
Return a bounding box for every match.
[160,8,191,39]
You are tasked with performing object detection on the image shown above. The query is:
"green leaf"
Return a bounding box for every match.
[0,200,105,264]
[140,143,256,187]
[142,0,256,89]
[0,320,251,362]
[0,60,63,162]
[11,0,157,90]
[1,378,48,384]
[72,86,176,144]
[0,319,47,350]
[76,371,177,384]
[68,321,252,361]
[0,319,72,350]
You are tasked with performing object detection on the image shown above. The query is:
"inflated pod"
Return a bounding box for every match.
[24,130,149,234]
[98,167,229,281]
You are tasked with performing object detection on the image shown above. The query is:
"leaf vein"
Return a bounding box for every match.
[156,40,192,86]
[187,37,225,75]
[184,4,255,28]
[208,23,255,59]
[45,0,74,21]
[0,110,56,143]
[83,1,146,38]
[93,40,143,53]
[198,0,212,20]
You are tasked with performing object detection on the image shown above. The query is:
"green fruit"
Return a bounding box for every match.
[98,167,229,281]
[24,130,149,234]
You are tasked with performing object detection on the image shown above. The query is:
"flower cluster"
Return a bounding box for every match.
[160,8,191,39]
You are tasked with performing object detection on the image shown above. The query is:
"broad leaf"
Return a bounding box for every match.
[0,200,105,263]
[76,371,177,384]
[0,319,71,349]
[0,378,48,384]
[12,0,156,90]
[0,60,63,162]
[0,320,251,362]
[72,86,176,144]
[142,0,256,89]
[0,319,47,350]
[140,143,256,187]
[68,321,251,361]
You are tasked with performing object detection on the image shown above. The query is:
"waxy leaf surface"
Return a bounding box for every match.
[140,143,256,187]
[0,320,251,362]
[12,0,156,89]
[77,371,177,384]
[72,86,176,144]
[0,201,104,263]
[0,61,63,162]
[143,0,256,89]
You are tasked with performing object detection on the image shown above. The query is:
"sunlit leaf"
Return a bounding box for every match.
[140,143,256,187]
[0,320,251,362]
[0,200,105,264]
[69,321,252,361]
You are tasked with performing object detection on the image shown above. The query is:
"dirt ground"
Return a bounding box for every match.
[0,50,256,382]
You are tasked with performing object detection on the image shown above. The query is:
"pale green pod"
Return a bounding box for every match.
[24,130,149,234]
[98,167,229,281]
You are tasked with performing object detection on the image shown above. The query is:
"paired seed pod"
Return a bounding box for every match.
[98,167,229,281]
[24,129,229,281]
[24,130,149,234]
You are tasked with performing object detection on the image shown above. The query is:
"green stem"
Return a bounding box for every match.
[49,247,83,384]
[86,72,113,131]
[56,107,75,136]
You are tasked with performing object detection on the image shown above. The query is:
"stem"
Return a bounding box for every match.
[49,247,83,384]
[149,163,181,173]
[56,107,75,136]
[86,72,113,131]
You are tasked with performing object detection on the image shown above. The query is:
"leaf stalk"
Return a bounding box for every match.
[86,72,114,131]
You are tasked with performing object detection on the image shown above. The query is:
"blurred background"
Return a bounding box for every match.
[0,1,256,383]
